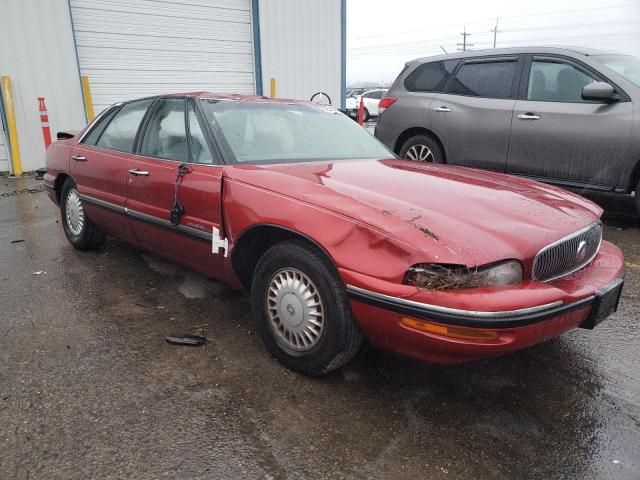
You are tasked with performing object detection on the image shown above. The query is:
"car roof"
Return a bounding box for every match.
[410,46,617,64]
[164,92,310,104]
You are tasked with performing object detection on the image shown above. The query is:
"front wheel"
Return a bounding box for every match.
[399,135,443,163]
[251,240,364,376]
[60,179,105,250]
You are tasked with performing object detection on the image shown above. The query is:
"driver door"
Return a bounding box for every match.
[506,56,633,187]
[126,97,226,279]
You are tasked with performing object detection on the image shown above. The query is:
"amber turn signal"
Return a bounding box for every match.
[400,317,500,341]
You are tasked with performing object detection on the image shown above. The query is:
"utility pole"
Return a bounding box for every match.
[440,45,448,54]
[457,26,473,51]
[490,17,500,48]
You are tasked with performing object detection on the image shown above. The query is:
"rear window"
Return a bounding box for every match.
[404,60,458,92]
[450,60,517,99]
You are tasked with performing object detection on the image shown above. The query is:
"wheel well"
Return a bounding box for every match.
[394,127,446,162]
[231,225,335,290]
[54,173,70,204]
[629,159,640,193]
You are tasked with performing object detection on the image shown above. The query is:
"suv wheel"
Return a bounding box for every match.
[400,135,443,163]
[60,179,106,250]
[251,240,364,376]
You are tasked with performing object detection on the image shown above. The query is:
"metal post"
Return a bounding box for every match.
[1,76,22,176]
[270,78,276,98]
[80,76,95,122]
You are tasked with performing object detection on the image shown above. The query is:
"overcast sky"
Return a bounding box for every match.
[347,0,640,85]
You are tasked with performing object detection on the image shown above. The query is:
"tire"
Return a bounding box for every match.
[362,108,370,122]
[60,179,106,250]
[251,240,364,376]
[399,134,444,163]
[635,179,640,217]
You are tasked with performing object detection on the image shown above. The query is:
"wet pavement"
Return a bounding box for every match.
[1,175,639,479]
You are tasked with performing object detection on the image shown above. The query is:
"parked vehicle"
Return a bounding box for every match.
[44,93,624,376]
[375,47,640,214]
[345,88,388,121]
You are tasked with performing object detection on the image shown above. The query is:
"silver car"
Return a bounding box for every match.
[374,47,640,214]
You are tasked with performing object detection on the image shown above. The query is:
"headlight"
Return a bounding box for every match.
[403,260,523,290]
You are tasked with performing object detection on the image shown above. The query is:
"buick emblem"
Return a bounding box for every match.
[576,240,588,263]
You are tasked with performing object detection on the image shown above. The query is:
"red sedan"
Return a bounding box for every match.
[44,93,625,376]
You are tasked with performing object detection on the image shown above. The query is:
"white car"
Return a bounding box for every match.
[346,89,388,121]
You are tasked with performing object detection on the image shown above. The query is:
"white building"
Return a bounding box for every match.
[0,0,346,173]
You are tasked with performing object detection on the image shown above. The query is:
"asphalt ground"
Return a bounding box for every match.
[1,174,639,480]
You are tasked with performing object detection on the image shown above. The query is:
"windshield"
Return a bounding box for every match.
[199,100,393,164]
[593,54,640,87]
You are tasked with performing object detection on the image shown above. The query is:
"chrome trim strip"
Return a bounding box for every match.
[532,221,603,282]
[79,194,126,214]
[346,284,564,319]
[78,193,212,241]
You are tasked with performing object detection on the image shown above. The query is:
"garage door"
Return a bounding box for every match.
[0,117,9,173]
[69,0,256,114]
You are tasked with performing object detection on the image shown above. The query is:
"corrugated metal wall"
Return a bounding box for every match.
[69,0,256,114]
[258,0,343,107]
[0,0,86,172]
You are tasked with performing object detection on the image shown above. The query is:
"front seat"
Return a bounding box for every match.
[556,67,586,102]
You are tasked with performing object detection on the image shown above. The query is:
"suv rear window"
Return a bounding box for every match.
[450,60,517,99]
[404,60,458,92]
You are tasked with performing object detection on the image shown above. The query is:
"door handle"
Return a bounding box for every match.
[434,106,451,112]
[128,168,149,176]
[71,155,86,161]
[517,113,541,120]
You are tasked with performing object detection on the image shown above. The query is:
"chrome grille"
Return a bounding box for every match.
[532,222,602,282]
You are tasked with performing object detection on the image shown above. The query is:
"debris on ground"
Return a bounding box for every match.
[32,271,45,276]
[10,239,25,244]
[166,334,207,346]
[0,186,45,198]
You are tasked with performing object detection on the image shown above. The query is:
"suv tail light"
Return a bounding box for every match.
[378,96,397,114]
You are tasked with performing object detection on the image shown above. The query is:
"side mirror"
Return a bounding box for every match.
[582,82,616,101]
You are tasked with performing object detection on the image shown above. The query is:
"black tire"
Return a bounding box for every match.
[60,179,105,250]
[399,134,444,163]
[362,108,370,122]
[251,240,364,376]
[635,179,640,217]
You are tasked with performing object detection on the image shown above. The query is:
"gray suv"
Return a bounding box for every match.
[375,47,640,214]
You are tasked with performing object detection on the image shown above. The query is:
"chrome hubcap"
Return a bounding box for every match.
[266,268,324,352]
[406,144,434,162]
[65,188,85,236]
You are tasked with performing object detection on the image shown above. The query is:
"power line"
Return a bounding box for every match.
[348,3,636,42]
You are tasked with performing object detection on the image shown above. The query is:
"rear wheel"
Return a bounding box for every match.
[362,108,370,123]
[399,135,443,163]
[60,179,105,250]
[636,179,640,217]
[251,240,363,376]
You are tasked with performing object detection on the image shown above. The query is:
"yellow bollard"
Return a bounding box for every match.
[270,78,276,98]
[1,76,23,177]
[80,75,95,122]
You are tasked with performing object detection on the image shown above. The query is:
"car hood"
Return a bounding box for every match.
[224,159,602,266]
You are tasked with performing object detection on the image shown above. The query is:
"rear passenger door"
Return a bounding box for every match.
[70,99,153,241]
[126,97,227,279]
[431,56,521,171]
[506,55,633,188]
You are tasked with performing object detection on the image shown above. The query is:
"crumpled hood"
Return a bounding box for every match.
[224,159,602,267]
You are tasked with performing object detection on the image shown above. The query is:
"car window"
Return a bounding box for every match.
[187,103,214,164]
[527,60,599,102]
[201,101,393,164]
[140,98,189,162]
[404,60,458,92]
[450,60,517,99]
[96,99,153,153]
[81,108,118,146]
[594,54,640,87]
